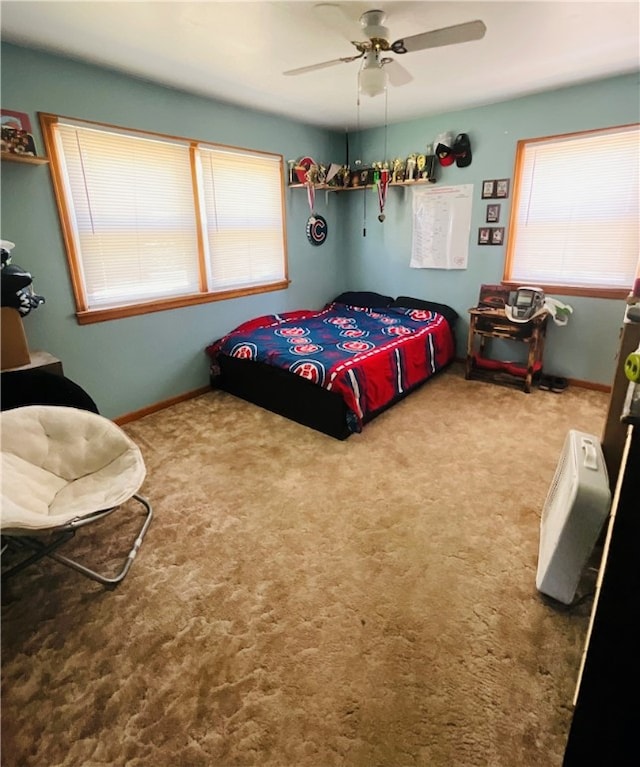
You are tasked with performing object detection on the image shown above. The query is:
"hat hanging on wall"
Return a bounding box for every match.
[452,133,472,167]
[435,143,455,166]
[434,132,454,167]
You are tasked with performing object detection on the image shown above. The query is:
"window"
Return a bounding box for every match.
[504,124,639,298]
[40,114,288,323]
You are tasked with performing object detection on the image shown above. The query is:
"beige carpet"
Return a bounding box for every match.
[1,363,609,766]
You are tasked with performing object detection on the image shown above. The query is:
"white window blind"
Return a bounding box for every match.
[507,125,639,291]
[199,147,286,290]
[46,116,288,319]
[55,123,200,307]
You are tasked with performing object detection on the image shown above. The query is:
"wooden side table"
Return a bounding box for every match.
[2,350,63,376]
[465,307,548,393]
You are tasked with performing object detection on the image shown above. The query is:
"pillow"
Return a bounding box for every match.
[390,296,459,327]
[331,291,394,308]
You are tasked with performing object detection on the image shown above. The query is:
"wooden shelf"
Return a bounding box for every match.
[288,179,435,192]
[1,151,49,166]
[389,179,437,187]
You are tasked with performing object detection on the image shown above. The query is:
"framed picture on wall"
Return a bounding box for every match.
[496,179,510,198]
[486,204,501,223]
[491,227,505,245]
[478,227,491,245]
[0,109,32,133]
[482,180,496,199]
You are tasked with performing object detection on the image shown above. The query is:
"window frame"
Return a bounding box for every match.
[503,123,639,300]
[39,113,289,324]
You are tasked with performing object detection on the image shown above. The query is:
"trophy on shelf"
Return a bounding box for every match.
[287,159,296,185]
[404,153,417,181]
[391,157,404,184]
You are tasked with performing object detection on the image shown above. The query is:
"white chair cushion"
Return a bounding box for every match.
[1,405,146,531]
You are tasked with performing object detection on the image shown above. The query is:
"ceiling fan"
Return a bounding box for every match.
[283,6,487,97]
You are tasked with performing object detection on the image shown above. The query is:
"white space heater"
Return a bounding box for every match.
[536,430,611,605]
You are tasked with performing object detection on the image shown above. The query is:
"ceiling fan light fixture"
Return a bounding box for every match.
[359,63,388,97]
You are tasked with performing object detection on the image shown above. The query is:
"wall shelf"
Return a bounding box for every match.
[288,178,435,192]
[1,151,49,166]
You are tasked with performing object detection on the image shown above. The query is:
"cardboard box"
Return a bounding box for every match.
[1,307,31,369]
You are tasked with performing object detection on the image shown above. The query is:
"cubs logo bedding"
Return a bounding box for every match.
[206,302,455,433]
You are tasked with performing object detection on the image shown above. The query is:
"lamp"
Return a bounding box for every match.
[358,51,388,97]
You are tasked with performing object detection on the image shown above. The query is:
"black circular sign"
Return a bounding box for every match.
[306,215,328,246]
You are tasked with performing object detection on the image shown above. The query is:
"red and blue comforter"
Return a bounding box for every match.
[206,302,455,432]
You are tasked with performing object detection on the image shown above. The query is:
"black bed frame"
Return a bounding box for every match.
[212,355,450,440]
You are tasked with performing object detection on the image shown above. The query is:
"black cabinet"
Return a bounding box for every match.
[563,412,640,765]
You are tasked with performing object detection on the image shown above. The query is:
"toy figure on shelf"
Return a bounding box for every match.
[1,239,45,317]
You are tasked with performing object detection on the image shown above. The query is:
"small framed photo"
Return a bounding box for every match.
[486,204,501,223]
[0,109,32,133]
[496,179,510,198]
[478,227,491,245]
[482,179,496,199]
[491,227,505,245]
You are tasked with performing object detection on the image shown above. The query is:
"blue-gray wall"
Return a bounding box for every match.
[1,44,347,417]
[2,43,638,417]
[345,73,639,382]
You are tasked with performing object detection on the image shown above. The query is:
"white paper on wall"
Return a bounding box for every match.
[410,184,473,269]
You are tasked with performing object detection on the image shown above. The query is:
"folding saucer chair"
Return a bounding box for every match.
[1,404,153,589]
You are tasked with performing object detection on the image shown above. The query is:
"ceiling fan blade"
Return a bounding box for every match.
[383,59,413,87]
[283,53,363,76]
[391,19,486,54]
[313,2,363,41]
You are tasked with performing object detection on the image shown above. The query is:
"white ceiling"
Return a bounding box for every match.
[1,1,639,130]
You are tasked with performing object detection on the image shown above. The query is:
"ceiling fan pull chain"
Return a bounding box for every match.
[384,87,389,160]
[363,183,367,237]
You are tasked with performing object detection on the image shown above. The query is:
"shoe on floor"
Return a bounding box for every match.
[551,376,568,393]
[538,374,553,391]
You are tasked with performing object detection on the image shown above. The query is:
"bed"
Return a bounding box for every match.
[205,291,458,439]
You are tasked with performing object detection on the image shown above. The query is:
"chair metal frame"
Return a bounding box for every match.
[1,494,153,590]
